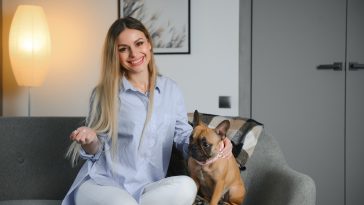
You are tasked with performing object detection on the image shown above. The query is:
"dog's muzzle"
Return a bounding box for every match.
[189,143,210,162]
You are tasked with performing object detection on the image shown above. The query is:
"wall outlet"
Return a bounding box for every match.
[219,96,231,108]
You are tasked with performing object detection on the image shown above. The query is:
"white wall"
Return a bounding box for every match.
[2,0,240,117]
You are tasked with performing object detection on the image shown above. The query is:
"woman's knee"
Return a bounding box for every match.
[141,176,197,205]
[172,176,197,201]
[178,176,197,193]
[75,180,138,205]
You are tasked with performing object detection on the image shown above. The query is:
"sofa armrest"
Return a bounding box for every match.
[242,131,316,205]
[284,167,316,205]
[243,164,316,205]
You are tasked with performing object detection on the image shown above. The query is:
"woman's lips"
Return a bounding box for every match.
[129,56,144,66]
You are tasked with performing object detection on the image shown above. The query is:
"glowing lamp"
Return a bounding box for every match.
[9,5,51,87]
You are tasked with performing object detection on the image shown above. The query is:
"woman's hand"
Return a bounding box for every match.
[70,126,97,145]
[70,126,100,155]
[219,137,233,159]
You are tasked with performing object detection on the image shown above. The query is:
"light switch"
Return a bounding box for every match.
[219,96,231,108]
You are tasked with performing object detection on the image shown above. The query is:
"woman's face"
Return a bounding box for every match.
[116,28,152,75]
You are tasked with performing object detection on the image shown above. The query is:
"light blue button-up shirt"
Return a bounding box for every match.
[62,75,192,205]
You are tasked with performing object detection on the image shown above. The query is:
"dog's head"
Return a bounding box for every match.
[188,110,230,163]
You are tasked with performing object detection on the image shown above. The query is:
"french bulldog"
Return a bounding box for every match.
[188,110,246,205]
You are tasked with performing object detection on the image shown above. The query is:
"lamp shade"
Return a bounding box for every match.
[9,5,51,87]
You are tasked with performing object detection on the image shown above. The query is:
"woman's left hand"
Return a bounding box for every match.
[219,137,233,159]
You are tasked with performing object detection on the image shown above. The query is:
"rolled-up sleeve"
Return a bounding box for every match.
[79,88,106,162]
[79,134,107,162]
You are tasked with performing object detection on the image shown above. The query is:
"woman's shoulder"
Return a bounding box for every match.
[156,74,179,88]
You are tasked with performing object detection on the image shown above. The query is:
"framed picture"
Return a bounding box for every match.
[118,0,190,54]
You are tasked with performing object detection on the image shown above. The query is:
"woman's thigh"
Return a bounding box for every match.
[140,176,197,205]
[75,179,138,205]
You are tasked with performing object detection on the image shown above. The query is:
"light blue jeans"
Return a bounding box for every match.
[75,176,197,205]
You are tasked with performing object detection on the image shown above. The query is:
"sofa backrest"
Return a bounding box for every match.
[0,117,85,201]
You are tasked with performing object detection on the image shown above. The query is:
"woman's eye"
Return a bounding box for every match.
[118,47,127,52]
[136,41,144,47]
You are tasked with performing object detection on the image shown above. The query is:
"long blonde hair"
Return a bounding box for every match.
[67,17,158,166]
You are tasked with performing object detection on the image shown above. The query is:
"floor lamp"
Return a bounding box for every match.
[9,5,51,116]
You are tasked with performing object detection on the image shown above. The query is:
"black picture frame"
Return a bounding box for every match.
[118,0,190,54]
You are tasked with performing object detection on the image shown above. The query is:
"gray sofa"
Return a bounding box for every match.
[0,117,316,205]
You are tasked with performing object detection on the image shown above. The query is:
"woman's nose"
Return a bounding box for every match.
[129,47,136,57]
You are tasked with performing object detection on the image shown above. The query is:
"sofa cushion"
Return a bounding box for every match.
[187,112,264,169]
[0,117,85,201]
[0,200,60,205]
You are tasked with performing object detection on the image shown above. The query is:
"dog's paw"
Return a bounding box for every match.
[193,195,209,205]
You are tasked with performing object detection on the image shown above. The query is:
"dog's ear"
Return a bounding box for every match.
[193,110,201,128]
[215,120,230,139]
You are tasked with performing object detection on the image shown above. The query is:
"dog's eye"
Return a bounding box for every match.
[202,142,210,148]
[201,138,210,148]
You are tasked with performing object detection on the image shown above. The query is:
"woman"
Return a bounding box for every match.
[62,17,231,205]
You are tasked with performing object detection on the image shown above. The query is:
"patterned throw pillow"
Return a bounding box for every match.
[187,112,264,170]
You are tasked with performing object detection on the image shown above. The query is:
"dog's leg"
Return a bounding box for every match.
[210,180,225,205]
[226,185,245,205]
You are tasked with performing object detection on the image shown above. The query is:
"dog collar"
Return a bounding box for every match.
[194,154,221,166]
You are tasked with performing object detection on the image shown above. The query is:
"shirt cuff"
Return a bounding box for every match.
[79,143,103,162]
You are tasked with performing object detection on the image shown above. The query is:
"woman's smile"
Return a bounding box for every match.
[128,56,145,66]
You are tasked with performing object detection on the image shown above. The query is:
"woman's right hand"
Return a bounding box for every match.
[70,126,97,145]
[70,126,100,155]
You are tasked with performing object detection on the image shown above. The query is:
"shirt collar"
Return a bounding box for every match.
[121,75,161,94]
